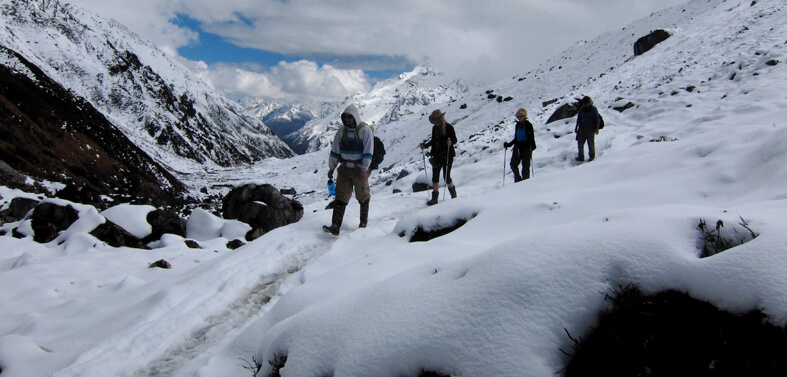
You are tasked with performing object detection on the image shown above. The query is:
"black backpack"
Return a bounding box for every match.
[343,123,386,170]
[370,136,385,170]
[598,114,605,130]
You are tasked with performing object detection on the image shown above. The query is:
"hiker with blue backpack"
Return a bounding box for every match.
[504,108,537,182]
[575,96,601,162]
[419,109,458,205]
[322,104,374,236]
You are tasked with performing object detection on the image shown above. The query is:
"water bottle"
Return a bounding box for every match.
[327,179,336,196]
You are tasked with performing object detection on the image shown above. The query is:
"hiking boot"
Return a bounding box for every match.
[575,156,584,162]
[359,200,369,228]
[426,191,439,206]
[448,186,457,199]
[322,225,339,236]
[322,201,346,236]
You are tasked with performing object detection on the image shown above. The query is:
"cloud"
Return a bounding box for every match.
[180,59,372,104]
[67,0,688,100]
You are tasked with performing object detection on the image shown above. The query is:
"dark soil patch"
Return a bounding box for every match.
[564,285,787,376]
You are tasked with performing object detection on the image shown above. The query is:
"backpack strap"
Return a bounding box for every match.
[342,123,373,140]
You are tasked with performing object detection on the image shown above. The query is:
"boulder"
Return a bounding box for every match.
[145,209,186,242]
[546,101,580,124]
[396,169,411,180]
[412,182,430,193]
[222,184,304,240]
[149,259,171,269]
[634,29,672,56]
[90,220,148,249]
[30,202,79,243]
[1,197,39,223]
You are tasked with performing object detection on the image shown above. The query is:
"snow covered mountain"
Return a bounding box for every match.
[1,0,787,376]
[240,98,318,154]
[289,65,469,155]
[0,0,294,173]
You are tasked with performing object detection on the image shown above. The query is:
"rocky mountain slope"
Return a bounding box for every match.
[0,0,294,174]
[0,45,186,206]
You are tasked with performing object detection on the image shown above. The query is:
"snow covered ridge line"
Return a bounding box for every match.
[0,0,294,172]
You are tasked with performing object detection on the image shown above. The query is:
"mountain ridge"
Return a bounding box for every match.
[0,0,294,174]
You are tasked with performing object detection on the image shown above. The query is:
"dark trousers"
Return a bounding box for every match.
[577,130,595,161]
[431,156,453,184]
[510,145,531,182]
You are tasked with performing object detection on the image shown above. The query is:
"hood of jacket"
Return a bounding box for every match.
[342,104,362,127]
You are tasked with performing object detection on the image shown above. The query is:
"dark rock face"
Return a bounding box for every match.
[0,197,39,222]
[222,184,304,240]
[546,101,580,124]
[90,220,148,249]
[634,29,672,56]
[145,210,187,242]
[0,47,186,208]
[30,202,79,243]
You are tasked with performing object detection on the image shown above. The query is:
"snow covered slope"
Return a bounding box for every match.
[0,0,786,376]
[0,0,293,172]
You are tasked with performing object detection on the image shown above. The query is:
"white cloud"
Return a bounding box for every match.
[66,0,689,98]
[181,59,372,104]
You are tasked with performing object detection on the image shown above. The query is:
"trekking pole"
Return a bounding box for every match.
[530,146,535,178]
[442,153,449,202]
[421,148,430,198]
[503,147,507,187]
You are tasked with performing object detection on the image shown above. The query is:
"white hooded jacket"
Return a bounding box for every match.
[328,104,374,171]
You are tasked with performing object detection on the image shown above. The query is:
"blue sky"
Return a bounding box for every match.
[173,15,413,82]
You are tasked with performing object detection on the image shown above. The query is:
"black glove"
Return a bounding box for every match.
[504,142,511,148]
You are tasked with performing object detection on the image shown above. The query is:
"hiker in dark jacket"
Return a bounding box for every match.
[504,108,537,182]
[575,96,600,162]
[419,109,458,205]
[322,104,374,235]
